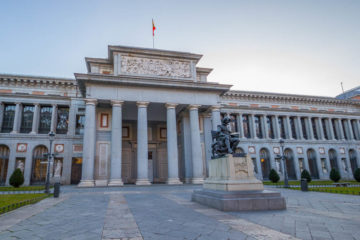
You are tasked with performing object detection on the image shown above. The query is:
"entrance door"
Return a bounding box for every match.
[71,157,82,184]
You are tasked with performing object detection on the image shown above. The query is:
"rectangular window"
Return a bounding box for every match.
[289,117,297,139]
[20,105,34,133]
[1,104,16,133]
[331,119,338,140]
[252,158,257,174]
[301,117,308,139]
[266,116,274,139]
[229,114,238,132]
[254,115,262,138]
[75,114,85,135]
[56,106,69,134]
[311,118,318,140]
[242,115,250,138]
[278,117,286,139]
[321,119,328,140]
[39,106,52,134]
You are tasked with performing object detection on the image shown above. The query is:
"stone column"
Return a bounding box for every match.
[108,100,124,186]
[30,103,40,134]
[11,102,22,134]
[0,102,4,130]
[166,103,182,184]
[284,116,292,139]
[326,118,334,140]
[337,119,345,140]
[50,104,57,133]
[353,119,360,140]
[67,101,77,136]
[273,115,281,139]
[347,119,354,140]
[78,99,97,187]
[294,116,302,140]
[189,105,204,184]
[249,114,257,139]
[261,115,268,139]
[306,117,314,140]
[237,113,245,139]
[210,106,221,131]
[136,102,151,185]
[317,118,325,140]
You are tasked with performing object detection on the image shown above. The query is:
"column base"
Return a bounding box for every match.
[166,178,183,185]
[95,180,108,187]
[108,179,124,186]
[10,131,18,134]
[191,178,204,184]
[78,180,95,187]
[29,131,37,135]
[135,179,151,185]
[185,178,192,184]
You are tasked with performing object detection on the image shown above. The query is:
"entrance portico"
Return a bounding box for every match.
[76,46,230,186]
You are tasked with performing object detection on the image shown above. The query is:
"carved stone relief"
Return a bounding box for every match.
[120,56,191,78]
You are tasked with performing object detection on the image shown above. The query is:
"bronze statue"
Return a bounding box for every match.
[211,116,240,158]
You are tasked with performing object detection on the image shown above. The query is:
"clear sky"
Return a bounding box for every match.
[1,0,359,97]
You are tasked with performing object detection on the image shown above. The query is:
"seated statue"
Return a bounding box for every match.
[211,116,240,158]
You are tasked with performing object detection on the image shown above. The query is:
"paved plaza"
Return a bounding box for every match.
[0,185,359,240]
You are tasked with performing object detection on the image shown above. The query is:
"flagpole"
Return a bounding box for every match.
[153,35,154,48]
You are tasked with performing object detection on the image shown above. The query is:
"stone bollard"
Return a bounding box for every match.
[300,178,308,192]
[54,182,61,198]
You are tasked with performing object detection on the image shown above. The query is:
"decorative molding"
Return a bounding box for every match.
[16,143,27,152]
[54,144,64,153]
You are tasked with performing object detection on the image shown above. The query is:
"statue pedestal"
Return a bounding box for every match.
[192,154,286,211]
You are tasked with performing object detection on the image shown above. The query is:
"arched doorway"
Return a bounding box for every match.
[307,149,319,179]
[31,145,48,185]
[329,149,339,171]
[284,148,296,180]
[260,148,271,179]
[349,149,358,173]
[0,145,10,186]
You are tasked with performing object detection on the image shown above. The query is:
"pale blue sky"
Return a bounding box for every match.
[1,0,359,97]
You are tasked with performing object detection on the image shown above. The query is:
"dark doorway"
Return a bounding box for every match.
[31,145,48,185]
[329,149,339,171]
[71,157,82,184]
[0,145,10,186]
[307,149,319,179]
[260,148,271,179]
[284,148,296,180]
[349,149,358,173]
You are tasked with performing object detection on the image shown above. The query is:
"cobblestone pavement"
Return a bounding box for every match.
[0,185,359,240]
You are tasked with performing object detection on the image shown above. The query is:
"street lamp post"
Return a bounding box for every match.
[45,131,55,194]
[279,139,289,188]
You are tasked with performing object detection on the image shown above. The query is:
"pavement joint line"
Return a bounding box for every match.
[101,194,144,240]
[0,194,69,233]
[162,193,301,240]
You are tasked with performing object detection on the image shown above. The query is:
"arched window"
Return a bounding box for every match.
[31,145,48,184]
[0,145,10,185]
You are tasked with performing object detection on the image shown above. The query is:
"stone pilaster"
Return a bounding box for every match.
[210,106,221,131]
[78,99,97,187]
[337,119,345,140]
[354,119,360,140]
[273,115,281,139]
[284,116,292,139]
[136,101,151,185]
[108,100,124,186]
[30,103,40,134]
[327,118,335,140]
[0,102,4,130]
[295,116,303,140]
[237,113,245,139]
[189,105,204,184]
[67,101,77,136]
[11,102,22,134]
[166,103,182,184]
[317,118,325,140]
[249,114,257,139]
[261,115,267,139]
[50,104,57,133]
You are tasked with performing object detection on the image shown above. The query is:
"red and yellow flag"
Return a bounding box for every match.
[152,19,156,36]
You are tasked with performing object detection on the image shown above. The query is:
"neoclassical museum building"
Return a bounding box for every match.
[0,45,359,186]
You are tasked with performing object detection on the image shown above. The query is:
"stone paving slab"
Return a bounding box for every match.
[0,185,359,240]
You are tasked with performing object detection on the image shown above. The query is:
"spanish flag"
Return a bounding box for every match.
[152,19,156,36]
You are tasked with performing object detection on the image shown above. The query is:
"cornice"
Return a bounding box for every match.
[0,73,77,88]
[74,73,232,97]
[223,90,360,107]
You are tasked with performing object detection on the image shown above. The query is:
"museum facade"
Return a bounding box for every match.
[0,45,359,186]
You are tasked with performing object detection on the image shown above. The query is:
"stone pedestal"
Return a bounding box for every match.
[192,154,286,211]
